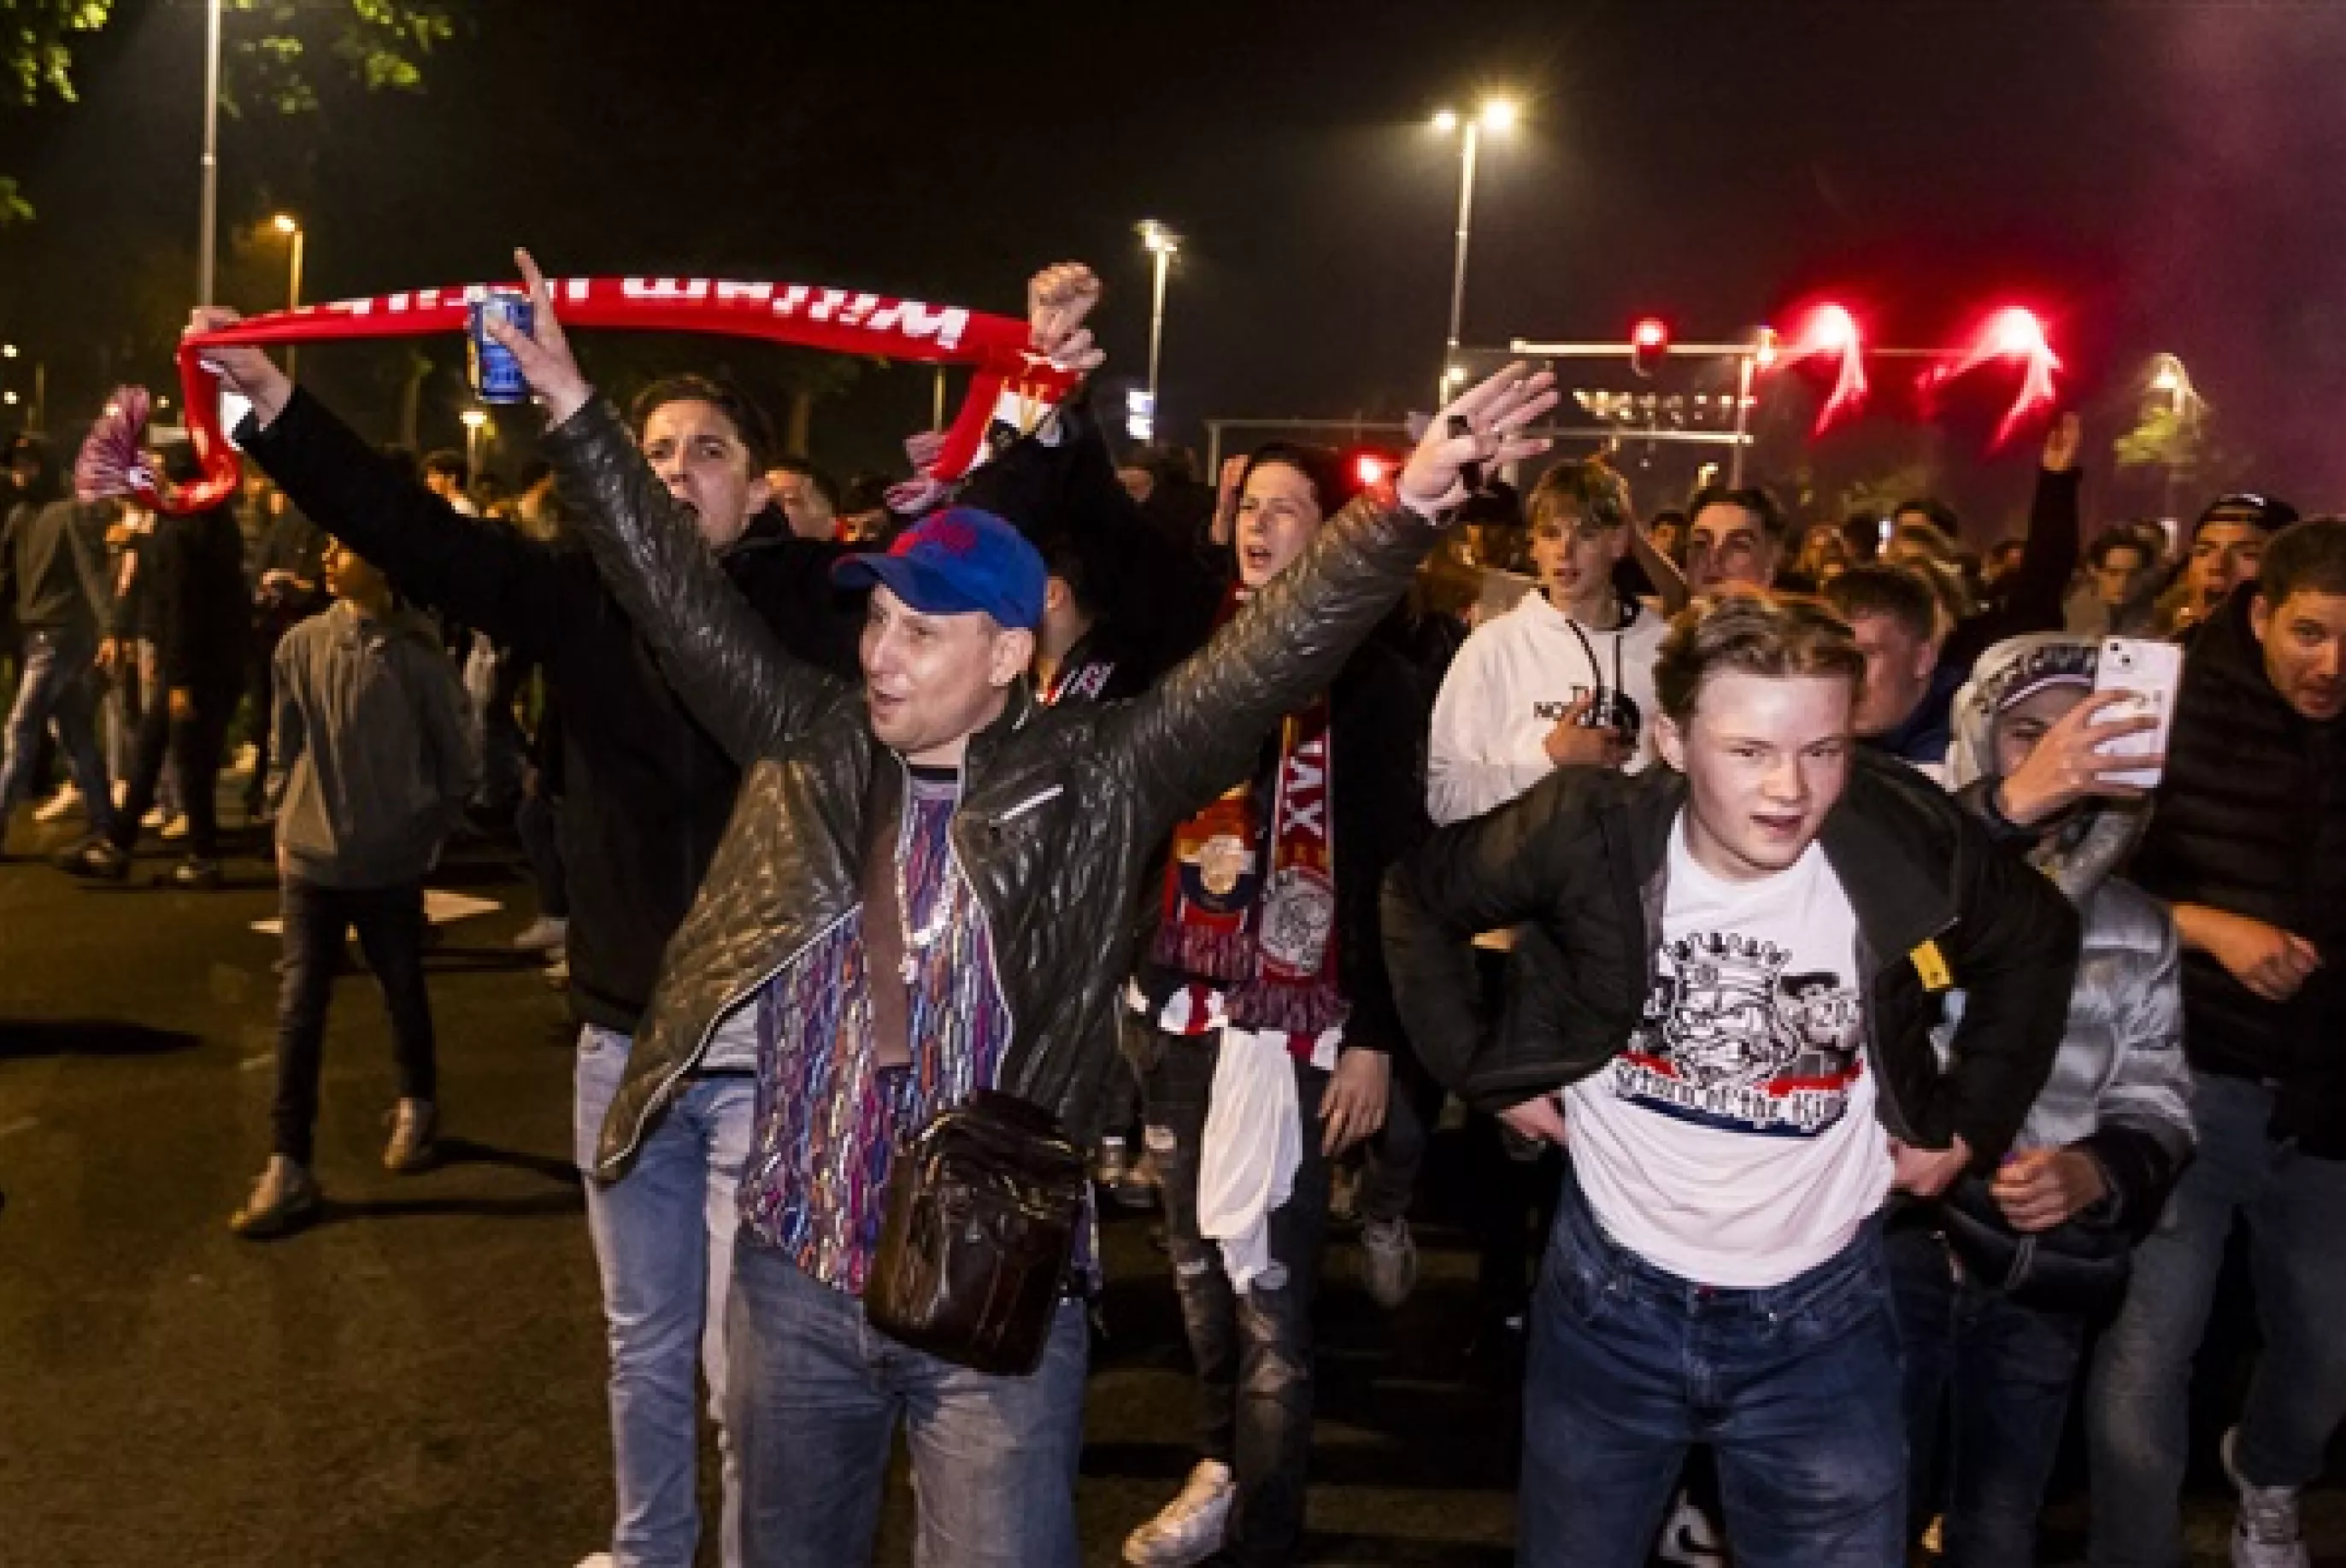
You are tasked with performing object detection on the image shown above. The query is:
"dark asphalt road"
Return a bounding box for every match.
[0,803,2331,1566]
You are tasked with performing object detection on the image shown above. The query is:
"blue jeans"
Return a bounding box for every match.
[0,625,115,833]
[2088,1069,2346,1567]
[1520,1171,1907,1568]
[574,1026,754,1568]
[725,1236,1088,1568]
[1887,1219,2084,1567]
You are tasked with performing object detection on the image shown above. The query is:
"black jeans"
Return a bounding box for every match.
[1887,1219,2086,1568]
[272,875,438,1165]
[108,679,233,859]
[1139,1025,1331,1567]
[513,791,568,919]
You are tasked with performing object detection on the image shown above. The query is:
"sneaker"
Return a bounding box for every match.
[158,813,188,840]
[2224,1427,2310,1568]
[167,857,221,890]
[1359,1215,1420,1308]
[32,781,84,822]
[510,913,570,952]
[230,1156,320,1239]
[573,1556,614,1568]
[383,1098,438,1173]
[1123,1459,1235,1567]
[544,952,569,990]
[54,837,130,880]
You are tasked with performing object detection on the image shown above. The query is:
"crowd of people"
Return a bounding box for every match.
[3,255,2343,1568]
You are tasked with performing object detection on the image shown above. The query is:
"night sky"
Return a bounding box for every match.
[5,0,2345,528]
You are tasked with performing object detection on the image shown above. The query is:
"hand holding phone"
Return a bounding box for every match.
[2090,637,2184,791]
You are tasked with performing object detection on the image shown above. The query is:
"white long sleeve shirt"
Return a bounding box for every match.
[1426,590,1667,825]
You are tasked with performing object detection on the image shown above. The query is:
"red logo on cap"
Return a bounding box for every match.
[892,514,979,559]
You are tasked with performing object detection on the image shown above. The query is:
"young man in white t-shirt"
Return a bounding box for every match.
[1383,593,2078,1566]
[1427,459,1677,821]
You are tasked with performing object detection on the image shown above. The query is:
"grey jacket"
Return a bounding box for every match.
[268,602,479,889]
[541,400,1447,1179]
[1945,672,2196,1234]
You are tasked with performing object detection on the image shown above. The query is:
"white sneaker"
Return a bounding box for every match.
[511,914,570,952]
[159,813,189,840]
[1124,1459,1235,1567]
[2224,1427,2310,1568]
[32,781,83,821]
[573,1555,614,1568]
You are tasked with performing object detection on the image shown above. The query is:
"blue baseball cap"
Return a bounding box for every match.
[832,506,1046,631]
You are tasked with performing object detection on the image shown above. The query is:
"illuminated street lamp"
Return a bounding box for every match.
[1136,219,1181,440]
[2147,353,2201,519]
[272,213,307,381]
[1429,96,1520,403]
[199,0,223,304]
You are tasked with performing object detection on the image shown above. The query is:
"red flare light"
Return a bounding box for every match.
[1920,305,2062,449]
[1352,451,1395,490]
[1767,302,1869,435]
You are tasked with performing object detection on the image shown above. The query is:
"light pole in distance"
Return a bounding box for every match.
[1430,97,1519,403]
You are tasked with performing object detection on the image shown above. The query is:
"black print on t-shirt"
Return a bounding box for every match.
[1616,931,1865,1138]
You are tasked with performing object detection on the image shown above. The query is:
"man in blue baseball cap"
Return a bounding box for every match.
[830,506,1049,766]
[486,248,1557,1568]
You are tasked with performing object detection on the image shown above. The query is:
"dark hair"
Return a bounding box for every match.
[378,445,421,487]
[422,449,468,486]
[2256,518,2346,608]
[768,455,841,512]
[1686,483,1788,543]
[839,473,892,517]
[1041,532,1107,619]
[517,457,554,491]
[2085,528,2156,572]
[1892,496,1961,540]
[5,433,60,506]
[1526,458,1631,533]
[1821,564,1939,645]
[1652,591,1865,724]
[1649,508,1687,531]
[1239,441,1356,516]
[628,373,775,471]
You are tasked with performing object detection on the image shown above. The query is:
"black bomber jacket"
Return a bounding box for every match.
[1380,749,2080,1165]
[541,400,1451,1177]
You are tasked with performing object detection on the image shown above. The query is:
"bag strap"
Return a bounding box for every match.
[860,757,914,1072]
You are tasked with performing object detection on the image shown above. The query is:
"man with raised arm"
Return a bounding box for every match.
[482,250,1555,1568]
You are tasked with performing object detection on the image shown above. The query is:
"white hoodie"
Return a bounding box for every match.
[1426,589,1667,825]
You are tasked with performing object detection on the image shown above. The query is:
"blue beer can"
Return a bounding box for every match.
[467,289,534,404]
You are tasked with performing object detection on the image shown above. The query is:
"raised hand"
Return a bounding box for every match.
[485,249,594,426]
[1993,689,2161,826]
[1026,261,1105,374]
[1396,364,1559,520]
[2041,410,2082,473]
[185,308,295,427]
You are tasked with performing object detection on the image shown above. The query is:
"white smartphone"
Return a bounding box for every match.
[2091,637,2184,790]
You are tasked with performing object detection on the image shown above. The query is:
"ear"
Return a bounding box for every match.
[990,625,1038,687]
[1654,712,1688,773]
[744,469,773,518]
[2250,591,2273,644]
[1044,577,1072,616]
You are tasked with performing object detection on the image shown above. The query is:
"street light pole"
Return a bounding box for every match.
[1431,98,1516,405]
[273,214,306,381]
[1137,220,1180,434]
[198,0,223,306]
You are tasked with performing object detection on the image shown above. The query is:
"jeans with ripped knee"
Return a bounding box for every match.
[1138,1023,1332,1568]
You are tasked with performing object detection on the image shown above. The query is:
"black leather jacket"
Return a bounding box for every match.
[1381,750,2080,1164]
[544,400,1449,1177]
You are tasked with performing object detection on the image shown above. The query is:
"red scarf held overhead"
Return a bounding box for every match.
[1152,697,1349,1038]
[126,276,1081,514]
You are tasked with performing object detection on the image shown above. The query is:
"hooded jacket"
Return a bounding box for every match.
[2128,584,2346,1151]
[1944,635,2196,1236]
[1381,749,2079,1165]
[538,398,1452,1178]
[240,390,864,1036]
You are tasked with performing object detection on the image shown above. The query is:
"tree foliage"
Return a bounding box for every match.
[1,0,459,221]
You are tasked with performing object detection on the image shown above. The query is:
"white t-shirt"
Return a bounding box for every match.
[1566,813,1894,1288]
[1426,589,1666,825]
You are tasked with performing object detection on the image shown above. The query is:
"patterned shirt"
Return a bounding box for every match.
[738,769,1014,1293]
